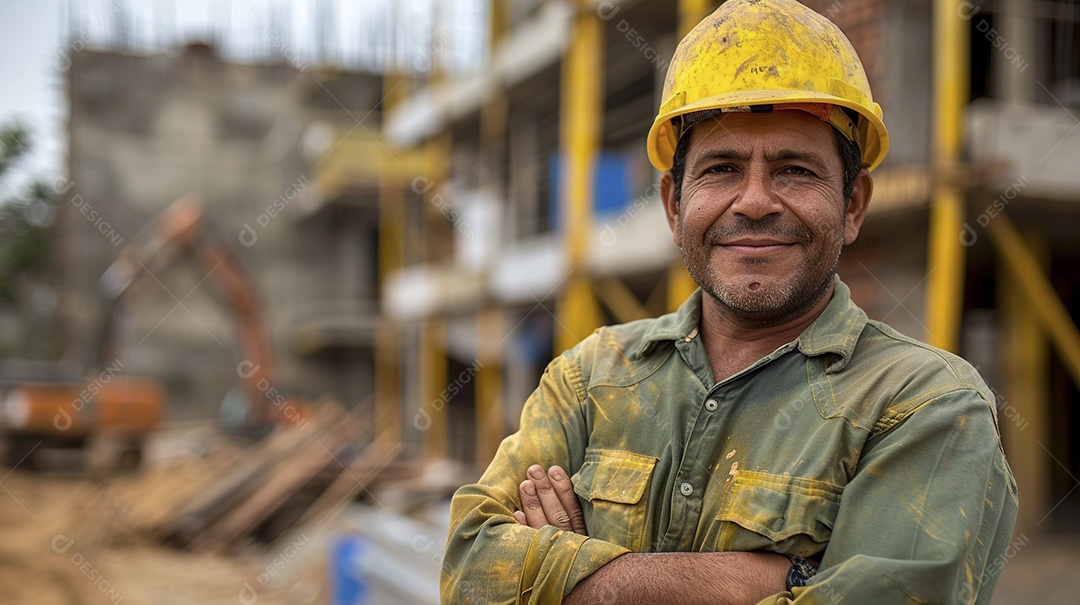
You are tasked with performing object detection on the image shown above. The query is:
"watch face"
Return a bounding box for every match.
[786,557,818,590]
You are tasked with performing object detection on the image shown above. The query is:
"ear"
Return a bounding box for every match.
[843,169,873,245]
[660,171,682,248]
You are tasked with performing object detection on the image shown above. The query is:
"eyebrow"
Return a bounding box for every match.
[765,149,830,168]
[689,148,831,172]
[690,149,751,167]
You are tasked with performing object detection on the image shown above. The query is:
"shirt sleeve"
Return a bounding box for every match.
[441,350,630,605]
[757,388,1019,605]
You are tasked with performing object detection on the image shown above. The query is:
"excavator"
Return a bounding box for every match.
[1,195,304,471]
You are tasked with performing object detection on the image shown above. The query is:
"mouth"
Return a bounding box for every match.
[718,237,797,255]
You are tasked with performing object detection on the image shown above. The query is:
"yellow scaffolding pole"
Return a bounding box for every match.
[475,306,504,466]
[474,0,509,466]
[990,214,1080,389]
[489,0,509,48]
[596,277,651,324]
[998,227,1050,535]
[374,72,408,448]
[924,0,969,352]
[556,3,603,354]
[666,0,711,312]
[420,317,449,460]
[420,125,451,459]
[374,180,401,449]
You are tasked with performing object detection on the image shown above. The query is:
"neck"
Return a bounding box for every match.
[699,281,835,382]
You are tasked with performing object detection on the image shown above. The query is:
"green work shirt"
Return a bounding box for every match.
[442,278,1018,604]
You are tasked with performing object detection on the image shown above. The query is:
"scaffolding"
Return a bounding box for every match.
[303,0,1080,537]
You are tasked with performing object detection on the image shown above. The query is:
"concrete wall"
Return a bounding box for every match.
[61,44,382,421]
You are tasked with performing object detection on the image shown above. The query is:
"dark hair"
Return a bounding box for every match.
[670,122,863,207]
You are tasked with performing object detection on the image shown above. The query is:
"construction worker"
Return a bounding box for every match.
[443,1,1017,603]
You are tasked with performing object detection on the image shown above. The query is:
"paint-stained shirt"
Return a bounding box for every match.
[441,278,1018,604]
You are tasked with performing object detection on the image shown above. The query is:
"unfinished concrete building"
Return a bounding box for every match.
[61,42,391,422]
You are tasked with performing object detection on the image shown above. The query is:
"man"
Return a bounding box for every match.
[442,1,1018,603]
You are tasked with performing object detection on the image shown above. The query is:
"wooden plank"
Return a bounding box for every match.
[189,407,369,551]
[295,440,404,527]
[157,402,344,548]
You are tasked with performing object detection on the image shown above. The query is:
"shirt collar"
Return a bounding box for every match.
[795,277,868,372]
[636,276,867,371]
[636,289,704,358]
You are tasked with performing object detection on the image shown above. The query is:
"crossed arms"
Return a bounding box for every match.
[441,352,1018,604]
[513,463,789,605]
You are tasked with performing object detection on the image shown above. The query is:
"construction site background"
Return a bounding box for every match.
[1,0,1079,603]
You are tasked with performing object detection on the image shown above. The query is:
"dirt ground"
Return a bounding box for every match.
[1,426,1078,604]
[0,427,333,605]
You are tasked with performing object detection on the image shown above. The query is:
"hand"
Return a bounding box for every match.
[513,464,588,535]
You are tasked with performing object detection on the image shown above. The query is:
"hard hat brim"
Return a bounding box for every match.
[647,90,890,174]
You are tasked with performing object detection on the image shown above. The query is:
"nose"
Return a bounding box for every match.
[730,167,784,221]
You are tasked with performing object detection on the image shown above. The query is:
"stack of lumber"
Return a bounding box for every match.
[152,401,411,553]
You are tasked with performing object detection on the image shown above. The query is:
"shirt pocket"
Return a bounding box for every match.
[709,470,842,557]
[571,448,658,552]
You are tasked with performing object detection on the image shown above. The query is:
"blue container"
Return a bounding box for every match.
[330,535,369,605]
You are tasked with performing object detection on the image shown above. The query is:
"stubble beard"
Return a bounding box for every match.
[681,218,845,328]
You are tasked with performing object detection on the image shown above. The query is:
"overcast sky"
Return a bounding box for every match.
[1,0,66,198]
[0,0,484,200]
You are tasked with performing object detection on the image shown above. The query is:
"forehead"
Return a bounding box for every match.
[685,111,840,163]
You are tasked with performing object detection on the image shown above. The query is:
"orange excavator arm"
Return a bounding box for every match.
[98,195,278,426]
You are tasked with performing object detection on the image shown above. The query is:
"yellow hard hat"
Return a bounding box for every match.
[647,0,890,172]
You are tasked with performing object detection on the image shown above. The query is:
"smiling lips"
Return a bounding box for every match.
[719,237,797,255]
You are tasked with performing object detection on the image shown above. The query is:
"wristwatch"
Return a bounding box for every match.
[785,555,818,591]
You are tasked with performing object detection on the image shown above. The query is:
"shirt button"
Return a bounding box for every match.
[679,482,694,496]
[704,398,719,412]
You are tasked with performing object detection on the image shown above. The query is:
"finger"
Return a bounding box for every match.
[513,510,527,525]
[527,464,574,531]
[548,465,587,535]
[518,479,548,529]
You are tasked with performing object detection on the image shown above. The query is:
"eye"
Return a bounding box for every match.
[703,164,737,175]
[780,166,816,177]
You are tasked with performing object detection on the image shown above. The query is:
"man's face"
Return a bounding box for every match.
[662,111,869,327]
